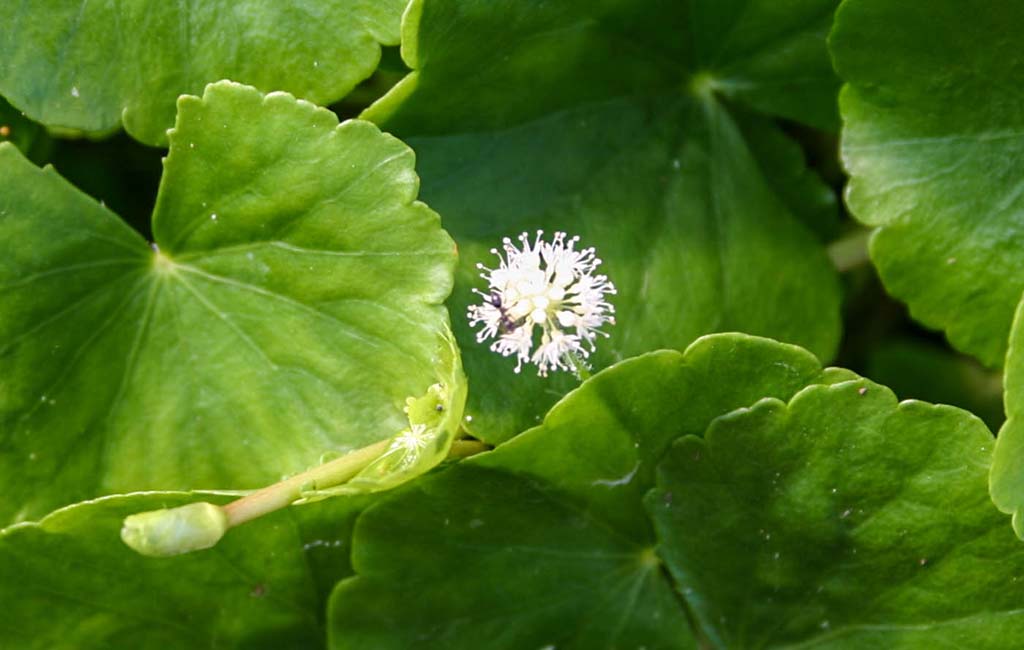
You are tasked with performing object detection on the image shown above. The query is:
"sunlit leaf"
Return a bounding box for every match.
[0,81,460,524]
[833,0,1024,366]
[0,0,408,145]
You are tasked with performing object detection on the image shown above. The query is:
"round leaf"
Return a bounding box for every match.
[333,464,696,650]
[0,81,460,524]
[328,333,847,649]
[832,0,1024,366]
[647,379,1020,648]
[0,491,373,649]
[364,0,844,443]
[0,0,408,145]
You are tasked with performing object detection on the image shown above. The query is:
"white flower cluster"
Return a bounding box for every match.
[467,231,616,376]
[391,423,429,453]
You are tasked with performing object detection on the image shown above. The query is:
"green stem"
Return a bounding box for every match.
[124,434,487,557]
[222,438,390,528]
[224,437,491,528]
[827,228,872,273]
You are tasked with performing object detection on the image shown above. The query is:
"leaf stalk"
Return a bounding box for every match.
[222,439,391,528]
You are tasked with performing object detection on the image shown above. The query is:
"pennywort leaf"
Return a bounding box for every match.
[0,0,408,145]
[0,491,374,649]
[832,0,1024,366]
[364,0,844,443]
[649,379,1015,648]
[0,81,460,525]
[327,333,847,649]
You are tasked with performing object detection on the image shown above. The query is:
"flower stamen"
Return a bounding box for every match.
[467,231,616,376]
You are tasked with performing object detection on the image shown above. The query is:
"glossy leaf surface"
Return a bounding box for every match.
[364,0,844,443]
[0,81,459,524]
[0,0,407,145]
[833,0,1024,366]
[328,333,846,649]
[650,379,1019,648]
[0,492,371,649]
[991,298,1024,537]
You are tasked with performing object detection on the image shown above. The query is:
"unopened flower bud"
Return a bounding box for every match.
[121,502,228,557]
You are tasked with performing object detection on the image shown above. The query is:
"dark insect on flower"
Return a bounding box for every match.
[487,291,518,335]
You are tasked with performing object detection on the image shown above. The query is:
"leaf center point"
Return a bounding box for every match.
[689,71,719,101]
[151,245,179,276]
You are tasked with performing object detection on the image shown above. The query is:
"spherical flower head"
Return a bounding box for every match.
[467,231,616,376]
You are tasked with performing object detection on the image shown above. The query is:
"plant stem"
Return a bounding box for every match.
[222,436,492,529]
[827,228,872,272]
[222,439,390,528]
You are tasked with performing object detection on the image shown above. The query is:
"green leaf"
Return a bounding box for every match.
[0,0,408,145]
[371,0,841,133]
[0,81,460,525]
[736,109,840,242]
[0,491,372,649]
[332,464,696,650]
[832,0,1024,367]
[647,379,1021,648]
[365,0,843,443]
[328,333,849,649]
[990,298,1024,537]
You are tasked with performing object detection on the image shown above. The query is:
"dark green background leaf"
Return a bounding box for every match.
[832,0,1024,366]
[0,491,372,649]
[328,333,850,649]
[0,81,457,524]
[0,0,408,145]
[737,109,841,242]
[364,0,844,443]
[648,379,1019,648]
[333,464,696,650]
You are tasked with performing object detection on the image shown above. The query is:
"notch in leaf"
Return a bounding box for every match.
[0,81,465,533]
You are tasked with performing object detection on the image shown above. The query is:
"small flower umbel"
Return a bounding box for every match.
[468,231,616,376]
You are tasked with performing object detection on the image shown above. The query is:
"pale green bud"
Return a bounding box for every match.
[121,502,228,557]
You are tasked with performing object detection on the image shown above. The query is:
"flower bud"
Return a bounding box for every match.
[121,502,228,557]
